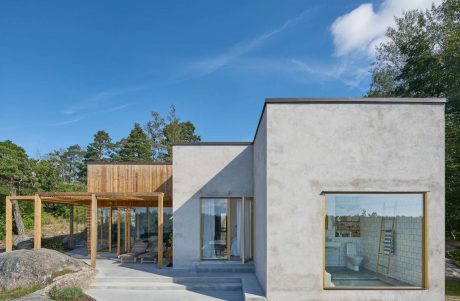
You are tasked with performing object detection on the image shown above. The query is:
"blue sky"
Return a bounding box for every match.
[0,0,439,157]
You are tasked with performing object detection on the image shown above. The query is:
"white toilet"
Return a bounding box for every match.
[345,242,363,271]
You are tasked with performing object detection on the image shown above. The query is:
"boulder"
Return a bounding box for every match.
[0,248,91,292]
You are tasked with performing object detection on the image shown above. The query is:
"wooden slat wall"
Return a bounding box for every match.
[87,163,172,202]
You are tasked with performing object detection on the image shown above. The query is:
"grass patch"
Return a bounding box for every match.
[51,269,75,280]
[447,249,460,267]
[0,285,43,301]
[447,279,460,296]
[49,286,84,301]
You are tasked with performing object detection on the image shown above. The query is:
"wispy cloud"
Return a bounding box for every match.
[100,102,136,113]
[183,8,318,79]
[63,84,149,116]
[42,115,87,127]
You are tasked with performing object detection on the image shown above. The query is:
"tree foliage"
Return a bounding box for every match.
[367,0,460,237]
[0,105,200,240]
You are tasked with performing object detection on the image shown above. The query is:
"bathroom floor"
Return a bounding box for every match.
[326,267,412,287]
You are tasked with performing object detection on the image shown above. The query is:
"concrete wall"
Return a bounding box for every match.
[172,144,253,268]
[264,103,445,300]
[253,110,268,292]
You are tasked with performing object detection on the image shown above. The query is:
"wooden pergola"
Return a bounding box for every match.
[4,192,165,268]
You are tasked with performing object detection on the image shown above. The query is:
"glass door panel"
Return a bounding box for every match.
[243,197,253,263]
[229,198,242,261]
[97,208,110,252]
[201,199,228,259]
[118,208,126,255]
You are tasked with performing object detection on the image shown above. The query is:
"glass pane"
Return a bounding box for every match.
[324,194,424,288]
[201,199,228,259]
[119,209,126,254]
[244,199,252,261]
[164,208,173,251]
[229,198,242,260]
[97,208,110,252]
[148,207,158,250]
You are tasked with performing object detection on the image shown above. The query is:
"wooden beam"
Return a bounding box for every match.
[158,194,164,268]
[91,194,97,268]
[5,197,13,252]
[34,194,42,249]
[69,205,74,248]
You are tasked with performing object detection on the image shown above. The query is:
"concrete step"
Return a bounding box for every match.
[196,263,255,273]
[90,282,242,291]
[94,276,241,284]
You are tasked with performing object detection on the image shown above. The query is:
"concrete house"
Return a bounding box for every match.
[172,98,445,300]
[5,98,445,301]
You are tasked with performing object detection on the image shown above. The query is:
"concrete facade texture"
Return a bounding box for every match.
[172,98,445,301]
[172,145,253,269]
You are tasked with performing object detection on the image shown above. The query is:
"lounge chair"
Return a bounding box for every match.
[119,241,148,263]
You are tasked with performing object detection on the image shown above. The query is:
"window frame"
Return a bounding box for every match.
[199,196,254,263]
[321,191,428,290]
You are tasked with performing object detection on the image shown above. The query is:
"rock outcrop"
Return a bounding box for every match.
[0,248,92,292]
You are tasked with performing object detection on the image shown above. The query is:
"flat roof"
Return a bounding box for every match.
[172,97,446,146]
[87,161,171,165]
[172,142,252,146]
[265,97,446,104]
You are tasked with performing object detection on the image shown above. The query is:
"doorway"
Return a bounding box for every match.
[200,196,253,263]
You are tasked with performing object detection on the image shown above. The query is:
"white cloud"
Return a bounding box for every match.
[331,0,441,57]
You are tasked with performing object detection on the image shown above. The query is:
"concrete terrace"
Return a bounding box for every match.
[66,248,265,301]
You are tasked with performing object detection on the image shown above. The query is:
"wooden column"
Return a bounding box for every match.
[69,205,74,248]
[158,194,164,268]
[34,194,42,249]
[90,194,97,268]
[5,197,13,252]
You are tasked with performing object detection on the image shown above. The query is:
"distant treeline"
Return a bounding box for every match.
[0,105,200,239]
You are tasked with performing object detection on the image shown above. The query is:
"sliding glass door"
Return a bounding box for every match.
[201,198,228,259]
[200,197,253,263]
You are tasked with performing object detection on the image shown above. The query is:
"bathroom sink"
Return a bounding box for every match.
[325,242,341,248]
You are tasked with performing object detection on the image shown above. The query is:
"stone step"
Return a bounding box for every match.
[90,282,242,291]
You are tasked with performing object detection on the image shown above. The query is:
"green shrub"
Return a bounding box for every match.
[42,237,65,252]
[447,249,460,267]
[49,286,84,301]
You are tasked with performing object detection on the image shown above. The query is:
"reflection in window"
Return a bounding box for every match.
[324,194,424,288]
[201,199,228,259]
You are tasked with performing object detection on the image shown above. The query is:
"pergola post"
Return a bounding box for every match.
[34,194,42,249]
[158,194,164,268]
[5,197,13,252]
[91,194,97,268]
[69,204,74,248]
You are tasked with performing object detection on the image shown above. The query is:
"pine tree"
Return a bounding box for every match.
[114,123,152,162]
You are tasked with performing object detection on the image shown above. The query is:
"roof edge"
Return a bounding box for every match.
[265,97,447,104]
[172,142,253,146]
[86,161,172,165]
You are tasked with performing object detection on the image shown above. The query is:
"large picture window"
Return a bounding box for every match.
[323,193,426,289]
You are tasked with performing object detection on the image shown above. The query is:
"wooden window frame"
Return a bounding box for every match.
[322,191,428,290]
[199,196,254,263]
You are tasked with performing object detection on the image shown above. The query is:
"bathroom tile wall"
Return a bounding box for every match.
[360,216,423,286]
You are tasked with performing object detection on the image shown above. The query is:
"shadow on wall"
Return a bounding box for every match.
[173,146,253,266]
